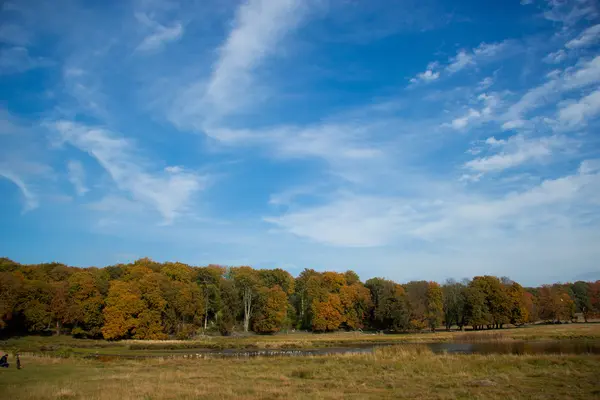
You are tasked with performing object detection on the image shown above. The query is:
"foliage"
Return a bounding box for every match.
[0,256,593,339]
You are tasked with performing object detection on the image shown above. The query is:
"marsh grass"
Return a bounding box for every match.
[0,347,599,399]
[2,323,599,358]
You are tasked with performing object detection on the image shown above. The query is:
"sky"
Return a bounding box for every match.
[1,0,600,286]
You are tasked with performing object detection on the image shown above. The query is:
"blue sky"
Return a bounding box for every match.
[1,0,600,285]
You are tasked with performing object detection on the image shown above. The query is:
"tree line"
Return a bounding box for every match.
[0,257,598,340]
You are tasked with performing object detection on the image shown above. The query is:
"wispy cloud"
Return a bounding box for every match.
[543,49,567,64]
[566,24,600,49]
[0,170,38,211]
[67,160,88,196]
[171,0,311,128]
[0,46,48,75]
[135,12,183,53]
[410,62,440,84]
[504,55,600,122]
[50,120,206,223]
[464,135,569,173]
[557,88,600,128]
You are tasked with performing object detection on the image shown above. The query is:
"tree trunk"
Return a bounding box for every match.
[55,321,61,336]
[204,295,209,330]
[243,287,252,332]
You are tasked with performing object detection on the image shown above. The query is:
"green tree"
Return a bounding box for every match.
[230,266,260,332]
[425,282,443,332]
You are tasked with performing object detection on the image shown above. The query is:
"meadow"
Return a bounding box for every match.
[1,324,599,399]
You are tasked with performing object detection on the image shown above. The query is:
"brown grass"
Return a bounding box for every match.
[0,345,599,399]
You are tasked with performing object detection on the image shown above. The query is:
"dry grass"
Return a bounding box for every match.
[0,345,599,400]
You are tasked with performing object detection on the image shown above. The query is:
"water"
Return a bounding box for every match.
[428,340,600,355]
[89,339,600,360]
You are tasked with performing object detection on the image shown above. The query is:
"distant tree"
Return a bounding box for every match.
[102,281,144,340]
[253,286,288,334]
[538,285,575,323]
[425,282,443,332]
[339,283,372,330]
[312,294,344,332]
[0,272,23,329]
[230,267,260,332]
[404,281,429,330]
[590,281,600,317]
[571,281,592,322]
[442,279,467,331]
[365,278,410,331]
[217,279,238,336]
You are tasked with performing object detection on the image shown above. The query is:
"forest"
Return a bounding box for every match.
[0,257,598,340]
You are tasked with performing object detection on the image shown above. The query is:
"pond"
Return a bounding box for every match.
[89,339,600,360]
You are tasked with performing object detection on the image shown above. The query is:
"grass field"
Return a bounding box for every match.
[0,346,599,399]
[1,324,599,399]
[2,323,600,356]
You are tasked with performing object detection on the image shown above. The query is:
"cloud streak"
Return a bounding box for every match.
[50,121,205,223]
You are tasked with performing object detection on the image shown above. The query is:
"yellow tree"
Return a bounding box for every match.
[252,286,288,334]
[425,282,443,332]
[340,283,372,330]
[312,294,344,332]
[102,281,144,340]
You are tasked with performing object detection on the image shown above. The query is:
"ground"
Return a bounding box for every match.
[0,324,599,399]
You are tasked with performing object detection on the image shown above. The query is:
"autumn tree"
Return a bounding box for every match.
[366,278,410,331]
[340,282,372,330]
[197,265,225,330]
[571,281,592,322]
[102,281,144,340]
[404,281,429,330]
[442,279,467,331]
[538,285,575,323]
[230,267,260,332]
[253,286,288,334]
[425,282,443,332]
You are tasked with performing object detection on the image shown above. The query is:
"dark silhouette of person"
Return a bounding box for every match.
[0,353,9,368]
[16,354,21,369]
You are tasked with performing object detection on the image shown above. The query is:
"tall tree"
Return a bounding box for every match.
[425,282,443,332]
[230,267,260,332]
[253,286,288,334]
[571,281,592,322]
[442,279,467,331]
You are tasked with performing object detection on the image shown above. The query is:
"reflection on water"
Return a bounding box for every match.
[89,339,600,360]
[428,340,600,355]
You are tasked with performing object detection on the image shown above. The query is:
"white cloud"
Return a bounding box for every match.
[265,195,409,247]
[502,120,526,130]
[477,76,494,90]
[410,62,440,84]
[566,24,600,49]
[203,0,309,119]
[543,0,598,26]
[265,160,600,248]
[543,49,567,64]
[50,121,205,223]
[446,50,474,74]
[67,160,88,196]
[446,41,512,74]
[449,109,481,129]
[444,93,499,130]
[464,134,567,173]
[557,88,600,127]
[0,170,38,211]
[505,55,600,121]
[135,12,183,52]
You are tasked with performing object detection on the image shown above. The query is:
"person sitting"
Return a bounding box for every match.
[0,353,9,368]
